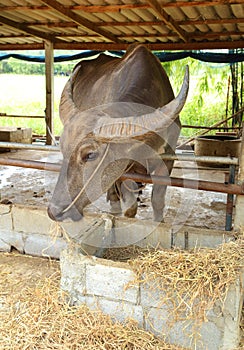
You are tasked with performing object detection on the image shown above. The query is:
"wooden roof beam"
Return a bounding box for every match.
[0,40,243,51]
[145,0,188,42]
[4,31,239,41]
[14,16,244,30]
[40,0,120,43]
[179,18,244,26]
[0,15,63,43]
[96,17,244,27]
[2,1,244,13]
[54,40,244,50]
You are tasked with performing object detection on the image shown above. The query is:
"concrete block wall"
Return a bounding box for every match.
[0,203,235,259]
[0,203,67,258]
[60,247,244,350]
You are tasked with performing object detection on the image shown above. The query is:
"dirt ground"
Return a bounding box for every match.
[0,148,229,230]
[0,250,59,296]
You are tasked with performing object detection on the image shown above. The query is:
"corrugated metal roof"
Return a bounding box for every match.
[0,0,243,50]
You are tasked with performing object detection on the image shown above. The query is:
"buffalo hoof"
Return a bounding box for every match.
[110,201,122,214]
[124,202,137,218]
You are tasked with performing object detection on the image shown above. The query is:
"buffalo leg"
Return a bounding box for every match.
[121,179,138,218]
[107,183,122,214]
[151,159,174,222]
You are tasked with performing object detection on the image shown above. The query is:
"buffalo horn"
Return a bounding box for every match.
[59,67,81,125]
[94,66,189,139]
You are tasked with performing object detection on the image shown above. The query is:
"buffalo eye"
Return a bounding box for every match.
[82,151,99,162]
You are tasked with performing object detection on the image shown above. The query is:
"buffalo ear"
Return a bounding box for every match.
[93,66,189,140]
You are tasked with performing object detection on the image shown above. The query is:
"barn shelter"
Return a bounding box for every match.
[0,3,244,348]
[0,0,243,234]
[0,0,243,141]
[0,0,243,224]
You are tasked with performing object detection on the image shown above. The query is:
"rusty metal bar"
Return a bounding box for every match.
[0,142,59,151]
[225,165,236,231]
[160,153,239,165]
[0,157,243,195]
[0,141,238,165]
[0,114,45,118]
[181,125,241,130]
[0,157,61,172]
[121,173,244,195]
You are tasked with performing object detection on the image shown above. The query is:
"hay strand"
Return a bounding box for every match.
[128,238,244,324]
[0,253,186,350]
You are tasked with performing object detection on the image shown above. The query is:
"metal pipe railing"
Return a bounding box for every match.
[121,173,244,196]
[0,141,239,165]
[0,157,243,196]
[0,142,59,152]
[0,158,61,172]
[160,153,239,165]
[0,113,45,119]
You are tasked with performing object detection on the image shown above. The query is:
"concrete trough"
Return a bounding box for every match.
[60,247,243,350]
[0,203,235,257]
[0,203,242,349]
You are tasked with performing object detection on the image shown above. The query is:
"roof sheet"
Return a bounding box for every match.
[0,0,243,50]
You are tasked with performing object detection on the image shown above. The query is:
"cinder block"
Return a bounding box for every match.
[24,234,67,258]
[143,274,244,350]
[60,215,112,256]
[86,262,139,304]
[144,306,170,337]
[0,238,11,252]
[12,205,56,236]
[140,280,168,308]
[0,204,12,232]
[98,297,144,325]
[60,248,87,298]
[114,217,170,248]
[74,294,144,326]
[0,231,24,252]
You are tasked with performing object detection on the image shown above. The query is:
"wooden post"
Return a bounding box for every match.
[45,40,54,145]
[234,124,244,231]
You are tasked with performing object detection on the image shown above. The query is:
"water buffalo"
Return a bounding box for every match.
[48,44,189,222]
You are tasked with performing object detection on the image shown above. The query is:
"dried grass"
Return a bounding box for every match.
[0,235,243,349]
[0,267,185,350]
[128,237,244,324]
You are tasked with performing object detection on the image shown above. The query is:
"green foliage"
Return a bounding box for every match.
[0,57,75,76]
[0,55,235,137]
[163,58,231,136]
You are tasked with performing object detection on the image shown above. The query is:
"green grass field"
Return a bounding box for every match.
[0,74,68,135]
[0,73,227,137]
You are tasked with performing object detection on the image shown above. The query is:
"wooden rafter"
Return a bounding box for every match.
[40,0,120,43]
[54,40,244,50]
[20,17,244,29]
[145,0,188,42]
[0,15,64,43]
[2,30,241,41]
[0,39,243,51]
[2,1,244,13]
[178,18,244,26]
[0,31,241,41]
[96,18,244,28]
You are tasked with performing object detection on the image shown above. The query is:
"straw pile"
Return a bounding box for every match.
[0,235,243,349]
[127,237,244,325]
[0,254,186,350]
